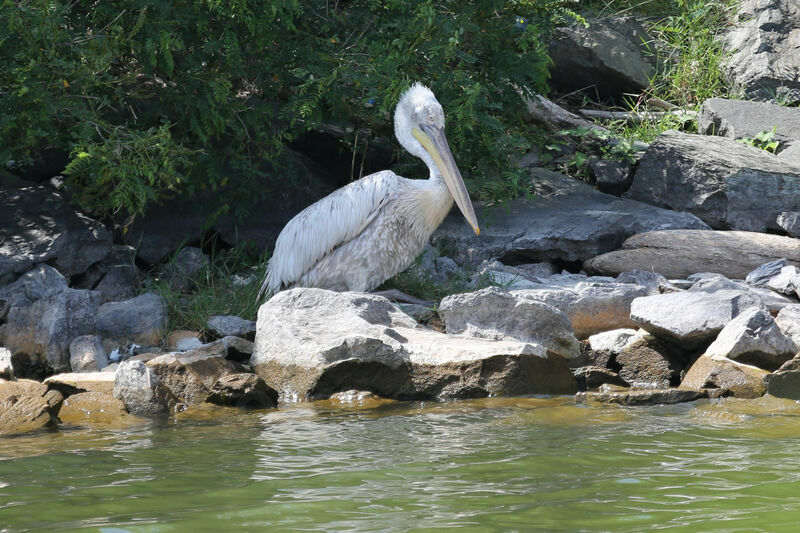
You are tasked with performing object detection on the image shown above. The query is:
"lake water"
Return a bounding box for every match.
[2,395,800,532]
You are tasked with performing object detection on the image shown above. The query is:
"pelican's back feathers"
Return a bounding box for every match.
[259,170,399,298]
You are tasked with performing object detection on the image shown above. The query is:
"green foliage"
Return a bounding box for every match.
[148,244,268,333]
[739,127,781,154]
[1,0,577,222]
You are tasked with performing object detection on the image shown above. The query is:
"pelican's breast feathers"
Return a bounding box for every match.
[262,170,399,294]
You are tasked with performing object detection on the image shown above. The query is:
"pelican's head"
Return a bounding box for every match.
[394,83,480,236]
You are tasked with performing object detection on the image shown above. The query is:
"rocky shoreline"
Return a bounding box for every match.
[2,0,800,435]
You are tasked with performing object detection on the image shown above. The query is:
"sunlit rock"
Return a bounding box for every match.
[680,354,768,398]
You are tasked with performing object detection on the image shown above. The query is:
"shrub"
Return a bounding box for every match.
[1,0,577,222]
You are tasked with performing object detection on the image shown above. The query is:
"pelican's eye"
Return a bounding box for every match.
[427,114,436,124]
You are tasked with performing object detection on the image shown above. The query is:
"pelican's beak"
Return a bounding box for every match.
[413,124,480,236]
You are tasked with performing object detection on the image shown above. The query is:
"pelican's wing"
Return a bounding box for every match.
[260,170,399,297]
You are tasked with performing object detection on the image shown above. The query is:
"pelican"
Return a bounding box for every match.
[259,83,480,299]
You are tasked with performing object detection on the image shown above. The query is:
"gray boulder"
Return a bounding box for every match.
[69,335,108,373]
[588,158,632,196]
[681,354,767,398]
[626,130,800,232]
[146,351,248,404]
[548,17,655,99]
[765,266,800,297]
[615,334,687,388]
[95,292,166,346]
[162,247,209,290]
[698,98,800,142]
[0,265,99,374]
[746,259,790,286]
[434,168,708,267]
[630,290,766,349]
[206,374,278,409]
[207,315,257,340]
[438,287,581,360]
[704,308,796,371]
[586,230,800,279]
[777,212,800,237]
[251,288,577,400]
[764,357,800,400]
[588,328,639,355]
[775,305,800,351]
[0,187,111,284]
[689,272,797,313]
[113,360,180,416]
[723,0,800,103]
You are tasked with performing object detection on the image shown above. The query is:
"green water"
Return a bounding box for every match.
[2,396,800,532]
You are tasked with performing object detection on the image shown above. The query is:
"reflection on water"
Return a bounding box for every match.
[2,396,800,532]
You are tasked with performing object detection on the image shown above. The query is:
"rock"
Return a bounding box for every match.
[616,270,675,294]
[0,347,13,379]
[0,265,100,374]
[396,303,435,323]
[113,360,180,416]
[432,256,461,285]
[698,98,800,142]
[69,335,108,372]
[434,168,708,267]
[775,305,800,350]
[438,287,581,360]
[630,290,766,349]
[165,336,254,363]
[615,334,687,388]
[585,230,800,279]
[765,266,800,297]
[71,244,139,304]
[514,262,558,280]
[0,394,56,435]
[162,247,209,290]
[206,315,257,340]
[165,330,204,351]
[573,366,628,390]
[44,389,64,411]
[764,356,800,400]
[680,354,767,398]
[146,351,248,404]
[44,372,116,396]
[746,259,790,286]
[588,328,639,354]
[625,131,800,232]
[0,186,112,284]
[777,211,800,237]
[206,374,278,409]
[95,292,166,346]
[548,17,655,100]
[57,391,130,425]
[723,0,800,103]
[588,158,632,196]
[507,275,650,339]
[251,288,577,400]
[575,387,707,406]
[687,272,796,314]
[94,265,138,304]
[0,379,47,402]
[702,308,795,371]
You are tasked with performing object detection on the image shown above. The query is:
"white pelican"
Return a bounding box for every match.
[258,83,480,299]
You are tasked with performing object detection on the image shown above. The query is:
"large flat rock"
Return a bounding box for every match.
[699,98,800,142]
[625,130,800,232]
[434,169,708,266]
[585,230,800,279]
[251,288,577,400]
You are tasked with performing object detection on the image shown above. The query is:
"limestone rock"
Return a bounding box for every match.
[699,98,800,142]
[58,391,130,425]
[206,374,278,409]
[588,329,639,354]
[44,372,116,396]
[251,288,577,400]
[625,130,800,232]
[95,292,166,346]
[548,17,655,99]
[746,259,790,286]
[113,360,180,416]
[0,394,56,435]
[764,356,800,400]
[146,351,248,404]
[575,387,707,406]
[765,266,800,297]
[723,0,800,102]
[69,335,108,372]
[0,186,111,284]
[681,354,767,398]
[615,334,687,388]
[775,305,800,351]
[585,230,800,279]
[630,290,766,349]
[777,211,800,237]
[206,315,257,340]
[434,168,708,267]
[0,265,100,373]
[438,287,581,360]
[703,308,796,371]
